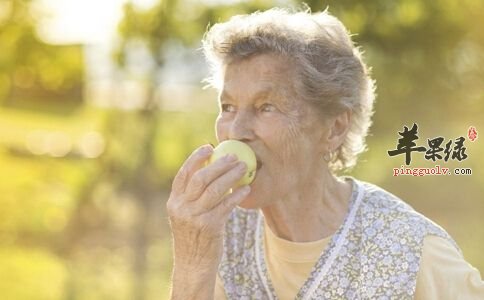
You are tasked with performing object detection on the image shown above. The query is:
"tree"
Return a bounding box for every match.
[0,0,84,109]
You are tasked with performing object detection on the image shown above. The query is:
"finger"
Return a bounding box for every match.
[213,185,251,219]
[196,161,248,211]
[184,154,240,201]
[171,145,213,195]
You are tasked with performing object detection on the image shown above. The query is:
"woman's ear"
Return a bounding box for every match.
[327,109,352,151]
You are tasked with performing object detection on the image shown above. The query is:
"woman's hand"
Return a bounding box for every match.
[167,144,251,292]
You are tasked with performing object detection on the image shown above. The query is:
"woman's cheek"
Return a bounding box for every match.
[215,115,228,141]
[274,119,305,163]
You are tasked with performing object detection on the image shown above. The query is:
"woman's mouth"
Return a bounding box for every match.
[251,160,262,183]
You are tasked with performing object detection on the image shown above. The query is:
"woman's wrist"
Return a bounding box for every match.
[170,265,218,300]
[172,241,223,274]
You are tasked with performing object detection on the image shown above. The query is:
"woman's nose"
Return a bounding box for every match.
[229,111,255,141]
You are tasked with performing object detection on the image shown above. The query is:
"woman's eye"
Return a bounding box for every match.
[221,104,236,112]
[260,103,276,113]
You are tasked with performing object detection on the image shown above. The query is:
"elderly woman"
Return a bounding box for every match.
[166,8,484,300]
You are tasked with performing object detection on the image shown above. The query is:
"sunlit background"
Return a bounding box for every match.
[0,0,483,299]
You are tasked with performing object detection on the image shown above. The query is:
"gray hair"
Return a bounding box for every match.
[202,7,376,172]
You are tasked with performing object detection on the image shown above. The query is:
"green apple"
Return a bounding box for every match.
[209,140,257,187]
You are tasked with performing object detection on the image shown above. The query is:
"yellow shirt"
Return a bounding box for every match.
[214,220,484,299]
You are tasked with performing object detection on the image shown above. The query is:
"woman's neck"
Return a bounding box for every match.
[260,171,352,243]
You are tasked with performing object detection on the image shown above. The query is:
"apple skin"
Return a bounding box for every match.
[209,140,257,187]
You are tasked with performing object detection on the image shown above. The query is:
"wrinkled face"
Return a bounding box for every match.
[215,54,331,209]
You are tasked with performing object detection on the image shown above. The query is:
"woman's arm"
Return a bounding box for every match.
[170,265,219,300]
[214,273,228,300]
[414,235,484,299]
[167,145,250,300]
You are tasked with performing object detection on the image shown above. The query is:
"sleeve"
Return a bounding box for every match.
[414,235,484,300]
[214,273,228,300]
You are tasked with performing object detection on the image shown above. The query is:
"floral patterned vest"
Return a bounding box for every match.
[218,178,460,299]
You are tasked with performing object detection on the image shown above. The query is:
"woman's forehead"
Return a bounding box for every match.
[218,82,299,109]
[221,55,297,99]
[220,84,273,100]
[224,53,294,78]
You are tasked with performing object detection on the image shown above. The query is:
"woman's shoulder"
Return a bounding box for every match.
[352,178,460,251]
[355,178,434,220]
[355,178,413,211]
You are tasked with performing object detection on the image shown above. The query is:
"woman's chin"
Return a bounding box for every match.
[236,174,266,209]
[236,192,259,209]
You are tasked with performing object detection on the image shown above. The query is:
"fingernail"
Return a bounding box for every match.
[237,161,247,171]
[224,154,238,162]
[240,185,251,195]
[202,145,213,154]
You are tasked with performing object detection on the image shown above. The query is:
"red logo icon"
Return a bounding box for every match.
[468,126,478,142]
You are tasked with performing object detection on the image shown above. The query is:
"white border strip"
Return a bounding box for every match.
[302,181,364,300]
[255,212,275,300]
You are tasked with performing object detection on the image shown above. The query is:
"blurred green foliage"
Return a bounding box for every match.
[0,0,84,110]
[0,0,483,299]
